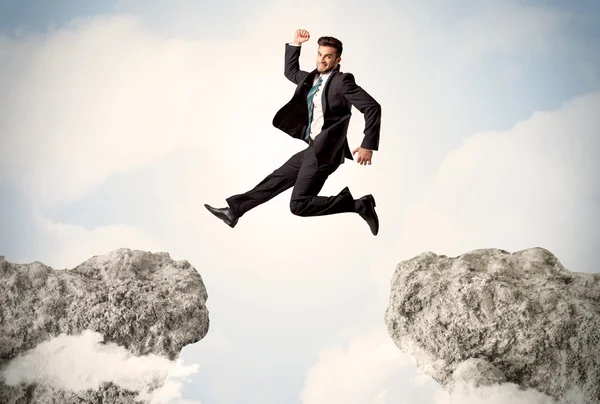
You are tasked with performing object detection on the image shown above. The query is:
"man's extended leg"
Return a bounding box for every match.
[204,148,305,227]
[225,149,305,217]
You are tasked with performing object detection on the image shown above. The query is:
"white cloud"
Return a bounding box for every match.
[300,326,587,404]
[0,330,200,403]
[433,381,585,404]
[300,325,438,404]
[399,91,598,270]
[0,14,261,206]
[146,359,202,404]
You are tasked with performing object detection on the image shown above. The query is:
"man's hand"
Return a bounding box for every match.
[293,29,310,45]
[352,147,373,165]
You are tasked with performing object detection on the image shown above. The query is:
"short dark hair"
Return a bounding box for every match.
[317,36,343,58]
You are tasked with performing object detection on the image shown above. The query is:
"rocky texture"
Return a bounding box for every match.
[0,382,141,404]
[385,247,599,403]
[0,248,209,403]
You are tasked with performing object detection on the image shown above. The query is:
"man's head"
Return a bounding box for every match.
[316,36,342,74]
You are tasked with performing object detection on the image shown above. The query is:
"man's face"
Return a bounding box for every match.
[316,45,341,73]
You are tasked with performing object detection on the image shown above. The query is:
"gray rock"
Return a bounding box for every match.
[384,247,599,403]
[0,248,209,403]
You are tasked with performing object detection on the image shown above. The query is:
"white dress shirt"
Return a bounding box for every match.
[308,71,331,140]
[289,42,331,140]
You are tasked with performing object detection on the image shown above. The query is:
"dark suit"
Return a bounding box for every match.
[226,43,382,218]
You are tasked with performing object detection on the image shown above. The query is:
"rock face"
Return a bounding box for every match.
[384,247,599,403]
[0,248,209,403]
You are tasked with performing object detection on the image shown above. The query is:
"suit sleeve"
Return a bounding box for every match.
[341,73,381,151]
[284,43,309,85]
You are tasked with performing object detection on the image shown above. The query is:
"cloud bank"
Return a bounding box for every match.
[1,330,200,403]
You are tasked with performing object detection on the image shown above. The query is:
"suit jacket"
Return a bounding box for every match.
[272,43,381,164]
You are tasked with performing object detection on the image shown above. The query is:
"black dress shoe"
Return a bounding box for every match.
[204,204,238,228]
[359,195,379,235]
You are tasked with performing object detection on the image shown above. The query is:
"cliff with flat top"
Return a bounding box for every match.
[385,247,599,403]
[0,248,209,403]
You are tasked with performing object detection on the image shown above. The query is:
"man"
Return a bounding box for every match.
[205,29,382,235]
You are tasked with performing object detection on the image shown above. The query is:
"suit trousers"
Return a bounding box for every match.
[225,145,356,218]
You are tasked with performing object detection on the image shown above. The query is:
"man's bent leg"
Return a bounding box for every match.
[289,146,356,217]
[226,149,304,218]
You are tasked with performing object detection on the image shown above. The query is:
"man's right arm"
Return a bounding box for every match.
[283,42,308,85]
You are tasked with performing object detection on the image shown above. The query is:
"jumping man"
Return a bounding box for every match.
[205,29,382,235]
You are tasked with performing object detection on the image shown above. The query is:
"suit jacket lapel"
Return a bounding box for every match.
[303,70,319,91]
[320,65,341,115]
[321,70,338,112]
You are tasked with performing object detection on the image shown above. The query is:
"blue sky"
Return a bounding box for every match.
[0,0,116,31]
[0,0,269,39]
[1,1,599,403]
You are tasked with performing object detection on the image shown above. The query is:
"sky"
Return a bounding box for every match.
[0,0,599,403]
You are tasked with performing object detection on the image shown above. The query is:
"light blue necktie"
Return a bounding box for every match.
[305,76,323,139]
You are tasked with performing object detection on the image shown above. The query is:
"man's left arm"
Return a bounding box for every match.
[341,73,381,152]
